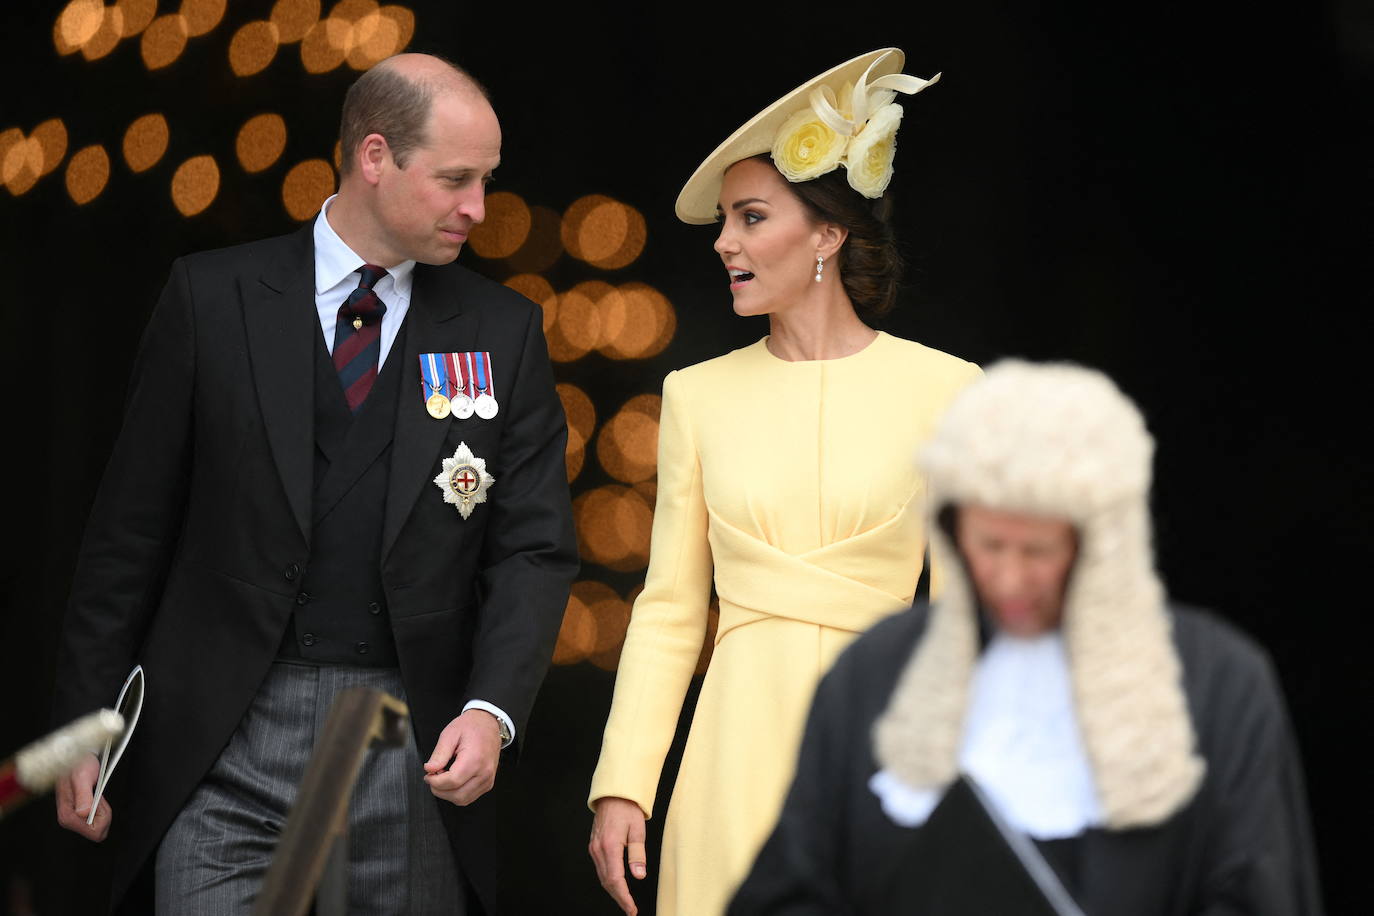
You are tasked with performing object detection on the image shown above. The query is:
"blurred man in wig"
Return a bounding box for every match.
[731,360,1322,915]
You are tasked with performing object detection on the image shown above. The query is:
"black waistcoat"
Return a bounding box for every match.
[278,318,410,667]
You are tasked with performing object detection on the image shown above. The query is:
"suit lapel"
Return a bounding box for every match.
[244,225,316,544]
[382,263,479,561]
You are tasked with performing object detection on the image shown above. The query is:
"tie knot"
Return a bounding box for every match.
[357,264,386,290]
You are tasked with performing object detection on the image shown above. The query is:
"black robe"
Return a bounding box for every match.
[729,604,1324,915]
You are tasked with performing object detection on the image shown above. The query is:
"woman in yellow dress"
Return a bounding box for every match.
[588,49,982,916]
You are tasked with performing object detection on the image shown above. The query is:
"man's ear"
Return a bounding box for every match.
[356,133,391,185]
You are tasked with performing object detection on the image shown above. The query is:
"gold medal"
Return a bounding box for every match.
[426,393,452,419]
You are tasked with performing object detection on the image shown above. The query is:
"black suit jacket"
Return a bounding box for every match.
[53,224,579,911]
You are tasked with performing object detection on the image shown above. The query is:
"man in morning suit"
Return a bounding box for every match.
[52,53,578,914]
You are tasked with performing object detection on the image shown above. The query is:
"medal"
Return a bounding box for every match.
[426,393,451,419]
[433,442,495,520]
[473,351,499,419]
[419,353,452,420]
[447,352,476,419]
[352,316,363,330]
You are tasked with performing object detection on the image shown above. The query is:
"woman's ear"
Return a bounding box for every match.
[816,220,848,260]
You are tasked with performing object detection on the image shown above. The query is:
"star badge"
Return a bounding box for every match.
[434,442,495,520]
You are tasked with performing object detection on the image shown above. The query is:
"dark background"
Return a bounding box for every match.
[2,2,1367,913]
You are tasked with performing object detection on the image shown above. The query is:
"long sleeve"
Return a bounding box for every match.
[1192,639,1325,915]
[52,259,196,727]
[588,369,714,817]
[467,302,580,744]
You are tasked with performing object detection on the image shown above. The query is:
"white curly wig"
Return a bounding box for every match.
[872,360,1204,829]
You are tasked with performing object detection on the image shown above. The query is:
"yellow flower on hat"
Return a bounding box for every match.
[843,102,905,198]
[771,108,847,182]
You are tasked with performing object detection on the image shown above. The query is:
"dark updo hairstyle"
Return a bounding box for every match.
[760,154,904,316]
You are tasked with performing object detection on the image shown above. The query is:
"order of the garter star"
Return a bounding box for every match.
[434,442,495,520]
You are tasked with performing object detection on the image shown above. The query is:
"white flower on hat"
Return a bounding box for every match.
[771,109,847,182]
[843,102,905,198]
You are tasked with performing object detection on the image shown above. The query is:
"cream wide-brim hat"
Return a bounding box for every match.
[675,48,911,225]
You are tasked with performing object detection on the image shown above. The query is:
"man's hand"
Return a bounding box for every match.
[55,752,110,842]
[423,709,502,806]
[589,796,648,916]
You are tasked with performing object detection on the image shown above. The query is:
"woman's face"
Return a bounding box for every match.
[713,157,830,317]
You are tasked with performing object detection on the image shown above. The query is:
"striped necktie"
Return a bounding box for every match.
[332,264,388,413]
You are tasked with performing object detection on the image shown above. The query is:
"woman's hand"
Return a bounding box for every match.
[589,795,649,915]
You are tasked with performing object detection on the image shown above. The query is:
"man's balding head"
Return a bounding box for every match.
[338,53,488,177]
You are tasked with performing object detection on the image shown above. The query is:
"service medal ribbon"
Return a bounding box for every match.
[447,351,476,419]
[419,353,452,418]
[473,350,499,419]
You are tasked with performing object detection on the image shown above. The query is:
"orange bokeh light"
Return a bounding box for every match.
[562,194,647,270]
[575,485,653,573]
[601,282,677,360]
[503,204,564,275]
[116,0,157,37]
[588,585,633,671]
[1,131,42,197]
[141,14,188,70]
[378,5,415,51]
[180,0,227,37]
[54,0,103,55]
[331,0,379,23]
[346,8,399,70]
[551,586,598,665]
[270,0,320,43]
[502,273,556,335]
[236,114,287,173]
[556,383,596,482]
[31,120,68,177]
[281,158,335,220]
[171,154,220,216]
[81,6,125,61]
[468,191,531,260]
[695,599,720,675]
[299,15,348,73]
[123,114,169,173]
[546,281,603,363]
[66,145,110,205]
[597,395,661,484]
[229,20,281,77]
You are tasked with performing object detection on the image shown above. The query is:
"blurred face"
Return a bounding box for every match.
[955,505,1078,638]
[713,157,828,316]
[373,91,501,265]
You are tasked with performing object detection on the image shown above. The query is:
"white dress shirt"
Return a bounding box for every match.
[311,197,515,748]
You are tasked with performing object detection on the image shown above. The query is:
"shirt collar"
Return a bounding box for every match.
[313,194,417,297]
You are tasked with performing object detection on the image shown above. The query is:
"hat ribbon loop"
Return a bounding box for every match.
[806,55,943,137]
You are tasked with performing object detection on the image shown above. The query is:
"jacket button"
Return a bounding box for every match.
[368,602,381,615]
[301,633,316,647]
[295,592,311,606]
[284,563,300,581]
[355,642,369,655]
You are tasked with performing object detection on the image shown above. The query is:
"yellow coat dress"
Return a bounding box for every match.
[590,332,981,915]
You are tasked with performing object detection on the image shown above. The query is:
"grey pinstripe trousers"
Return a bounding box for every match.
[155,661,467,915]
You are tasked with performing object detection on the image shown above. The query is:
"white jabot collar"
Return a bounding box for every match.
[871,630,1105,839]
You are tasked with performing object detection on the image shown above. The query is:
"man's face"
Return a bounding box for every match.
[954,504,1077,638]
[373,91,501,265]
